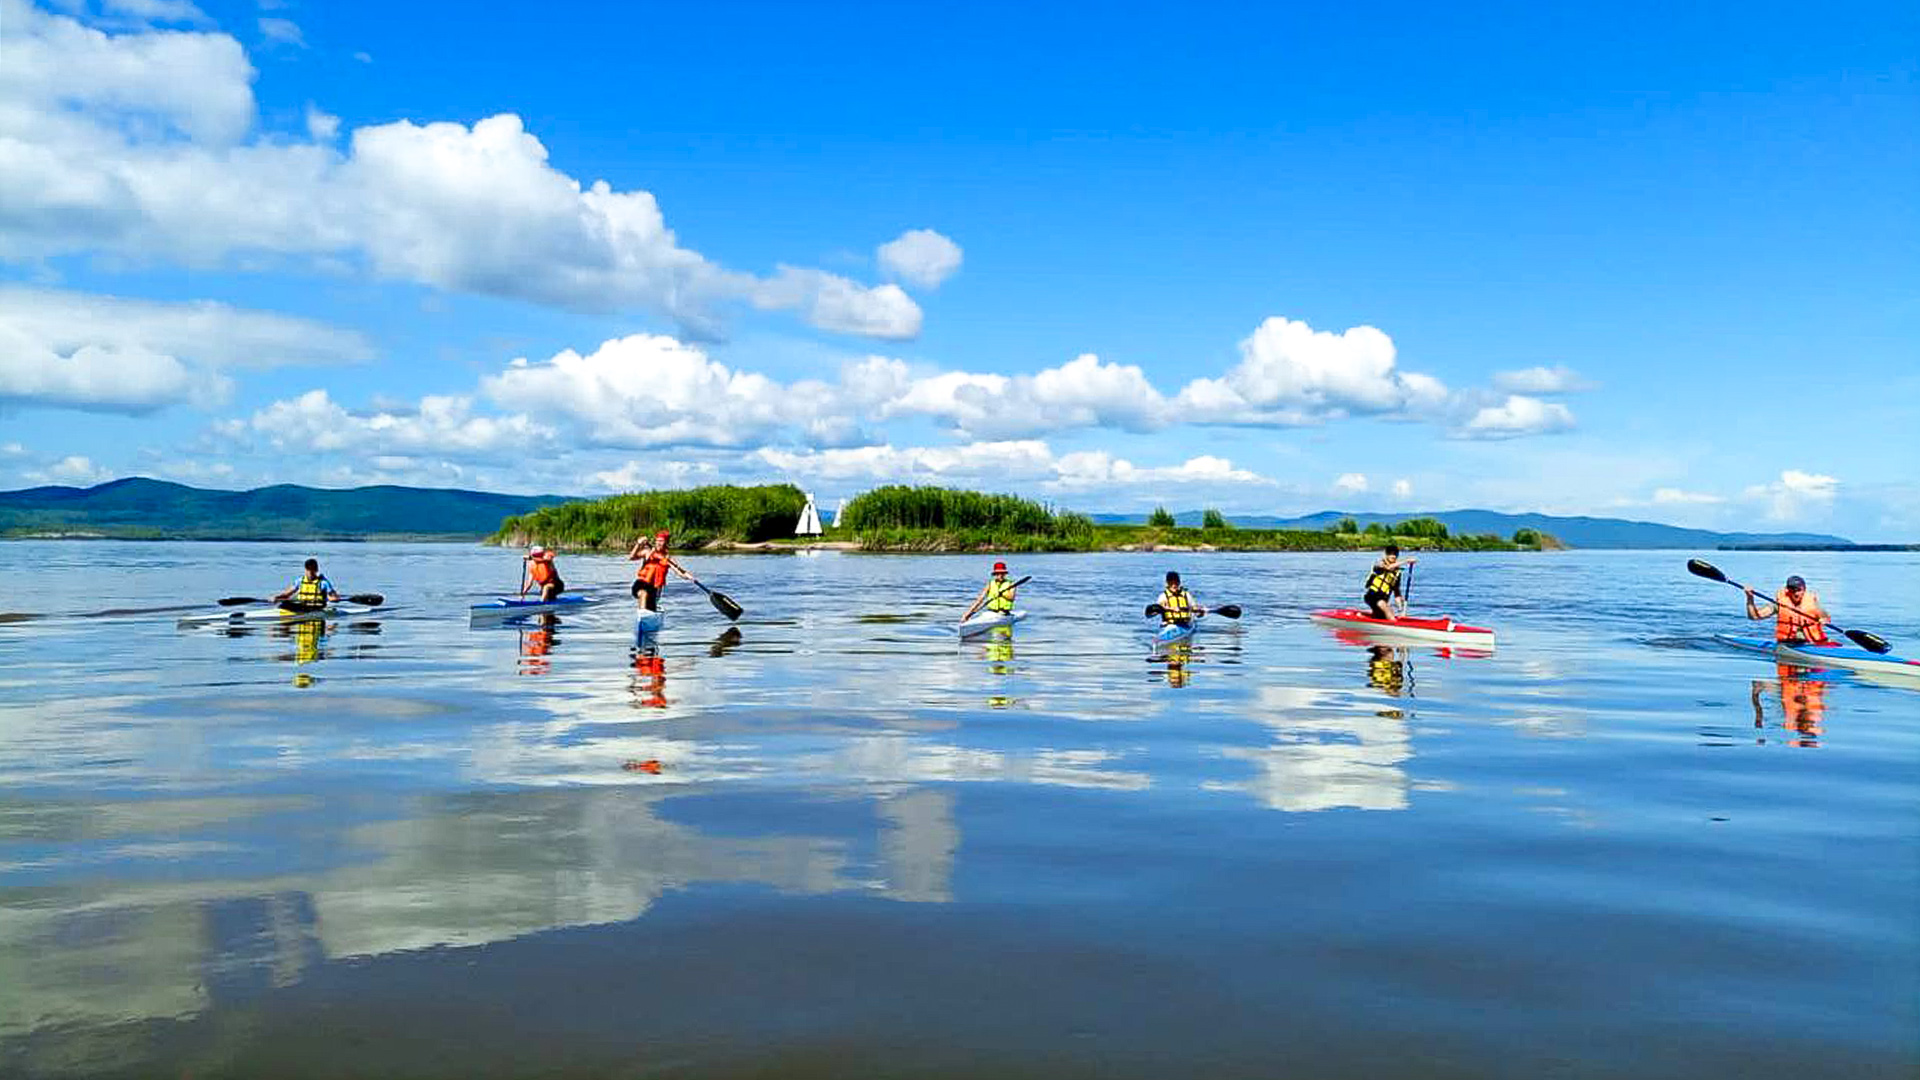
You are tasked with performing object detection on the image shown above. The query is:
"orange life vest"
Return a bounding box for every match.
[528,556,557,585]
[1773,588,1828,643]
[637,550,670,589]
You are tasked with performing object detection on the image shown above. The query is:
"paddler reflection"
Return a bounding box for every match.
[1156,641,1193,688]
[630,643,669,709]
[1366,644,1414,697]
[517,613,559,676]
[1751,664,1826,747]
[979,625,1017,707]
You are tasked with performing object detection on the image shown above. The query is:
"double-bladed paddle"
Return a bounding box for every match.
[1686,558,1889,653]
[1144,602,1243,619]
[218,593,385,608]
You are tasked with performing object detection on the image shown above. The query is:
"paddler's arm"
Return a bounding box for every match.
[1744,587,1775,620]
[666,557,697,582]
[961,582,991,620]
[626,536,648,560]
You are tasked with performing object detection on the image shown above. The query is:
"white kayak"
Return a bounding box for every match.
[469,594,605,619]
[958,608,1027,637]
[635,610,665,636]
[178,602,382,627]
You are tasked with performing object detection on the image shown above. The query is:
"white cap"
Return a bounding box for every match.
[528,545,546,556]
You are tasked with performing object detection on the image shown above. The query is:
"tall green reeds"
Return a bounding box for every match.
[493,484,807,550]
[837,486,1095,550]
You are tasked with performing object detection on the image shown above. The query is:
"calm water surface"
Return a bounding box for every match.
[2,543,1916,1078]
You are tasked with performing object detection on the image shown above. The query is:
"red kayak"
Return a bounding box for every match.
[1309,608,1497,647]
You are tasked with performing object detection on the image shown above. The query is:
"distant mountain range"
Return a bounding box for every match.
[0,480,1864,548]
[0,478,572,539]
[1091,509,1853,549]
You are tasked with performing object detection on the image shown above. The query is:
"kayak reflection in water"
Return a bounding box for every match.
[274,557,340,613]
[983,625,1015,673]
[630,643,668,709]
[1157,642,1193,687]
[518,613,559,676]
[1366,644,1413,696]
[1363,544,1416,621]
[962,560,1018,622]
[1751,665,1826,747]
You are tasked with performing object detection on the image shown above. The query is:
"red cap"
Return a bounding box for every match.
[992,561,1008,573]
[656,530,671,541]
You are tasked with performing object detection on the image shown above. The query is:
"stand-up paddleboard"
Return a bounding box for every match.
[959,609,1027,637]
[1716,634,1920,680]
[1309,608,1496,648]
[635,609,665,637]
[470,594,604,620]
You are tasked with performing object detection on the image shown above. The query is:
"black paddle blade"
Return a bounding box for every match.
[1213,604,1243,619]
[1686,558,1727,583]
[347,593,384,607]
[217,596,264,606]
[709,590,744,621]
[1845,628,1893,654]
[1144,603,1164,618]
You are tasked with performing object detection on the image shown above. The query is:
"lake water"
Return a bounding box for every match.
[1,542,1916,1079]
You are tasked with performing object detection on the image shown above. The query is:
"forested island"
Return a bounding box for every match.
[492,484,1558,554]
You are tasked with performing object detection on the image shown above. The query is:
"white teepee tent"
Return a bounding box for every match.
[796,491,823,536]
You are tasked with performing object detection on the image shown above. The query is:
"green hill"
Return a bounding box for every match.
[1091,509,1851,549]
[0,478,575,539]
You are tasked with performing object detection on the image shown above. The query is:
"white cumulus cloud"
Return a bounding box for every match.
[1454,395,1576,440]
[1391,478,1412,498]
[757,440,1270,492]
[885,353,1169,440]
[0,286,369,413]
[1175,317,1450,426]
[28,454,114,486]
[1651,487,1724,505]
[1492,365,1595,394]
[1745,469,1839,522]
[220,389,554,458]
[877,229,963,289]
[1333,472,1369,494]
[0,3,919,340]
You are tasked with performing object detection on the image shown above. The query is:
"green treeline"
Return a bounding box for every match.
[494,484,806,550]
[493,483,1554,553]
[837,486,1096,552]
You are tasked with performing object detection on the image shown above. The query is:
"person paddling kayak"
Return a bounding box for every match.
[1745,574,1831,645]
[627,530,696,612]
[1363,544,1417,621]
[273,558,340,613]
[1157,570,1206,629]
[522,545,565,602]
[962,561,1019,622]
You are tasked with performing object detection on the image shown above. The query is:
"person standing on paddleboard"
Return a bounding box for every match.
[522,545,565,602]
[1363,545,1416,621]
[962,561,1019,622]
[1744,574,1831,645]
[274,558,340,613]
[1158,571,1205,629]
[627,530,697,612]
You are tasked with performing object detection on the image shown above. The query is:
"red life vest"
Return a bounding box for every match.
[637,550,670,589]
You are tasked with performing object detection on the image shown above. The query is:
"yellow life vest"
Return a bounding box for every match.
[291,574,329,606]
[985,577,1017,613]
[1365,562,1401,596]
[1159,586,1193,623]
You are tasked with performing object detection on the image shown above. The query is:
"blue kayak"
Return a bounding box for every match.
[1152,619,1198,648]
[469,595,604,619]
[1715,634,1920,680]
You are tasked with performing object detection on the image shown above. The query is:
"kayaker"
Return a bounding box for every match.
[274,558,340,613]
[961,561,1019,622]
[522,545,565,602]
[627,530,695,612]
[1363,545,1417,621]
[1158,571,1206,628]
[1744,575,1830,645]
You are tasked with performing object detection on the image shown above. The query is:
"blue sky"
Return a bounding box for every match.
[2,0,1915,538]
